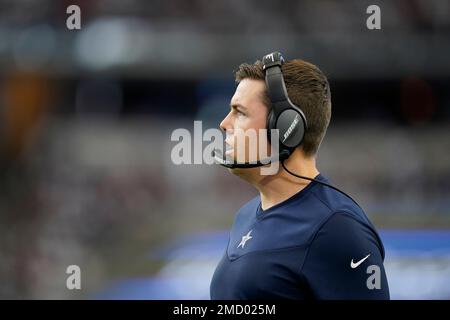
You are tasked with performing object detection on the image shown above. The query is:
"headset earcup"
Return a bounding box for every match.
[275,108,306,149]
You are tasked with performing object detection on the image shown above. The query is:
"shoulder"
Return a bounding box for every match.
[306,180,385,258]
[307,177,382,239]
[308,210,386,263]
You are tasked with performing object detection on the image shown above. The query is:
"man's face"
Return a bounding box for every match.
[220,79,270,168]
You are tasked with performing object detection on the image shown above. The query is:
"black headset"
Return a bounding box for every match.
[263,51,307,161]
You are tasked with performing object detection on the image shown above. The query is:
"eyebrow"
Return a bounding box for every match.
[230,103,247,111]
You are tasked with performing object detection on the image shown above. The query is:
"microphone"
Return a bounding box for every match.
[212,149,291,169]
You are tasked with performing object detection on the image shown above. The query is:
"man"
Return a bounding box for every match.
[210,52,389,299]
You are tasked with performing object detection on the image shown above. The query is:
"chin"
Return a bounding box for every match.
[229,166,259,180]
[229,166,245,176]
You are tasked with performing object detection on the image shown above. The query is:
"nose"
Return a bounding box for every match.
[220,111,233,132]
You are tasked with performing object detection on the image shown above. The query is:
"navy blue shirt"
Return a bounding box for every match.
[210,174,389,300]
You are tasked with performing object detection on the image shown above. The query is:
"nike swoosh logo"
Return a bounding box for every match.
[350,254,371,269]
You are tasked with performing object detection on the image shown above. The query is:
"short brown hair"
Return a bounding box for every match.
[234,59,331,157]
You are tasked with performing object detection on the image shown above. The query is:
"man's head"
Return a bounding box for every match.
[219,57,331,178]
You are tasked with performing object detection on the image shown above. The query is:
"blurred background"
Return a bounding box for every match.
[0,0,450,299]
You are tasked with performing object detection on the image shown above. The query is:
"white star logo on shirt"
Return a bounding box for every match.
[237,230,253,249]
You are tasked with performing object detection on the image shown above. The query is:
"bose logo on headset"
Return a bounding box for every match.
[282,114,299,143]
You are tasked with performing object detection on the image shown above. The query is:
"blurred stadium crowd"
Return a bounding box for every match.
[0,0,449,299]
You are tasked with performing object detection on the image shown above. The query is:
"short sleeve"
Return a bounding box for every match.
[301,211,390,299]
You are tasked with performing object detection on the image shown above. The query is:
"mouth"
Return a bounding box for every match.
[225,142,234,156]
[225,136,234,156]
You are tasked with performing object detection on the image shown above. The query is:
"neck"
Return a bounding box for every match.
[255,150,319,211]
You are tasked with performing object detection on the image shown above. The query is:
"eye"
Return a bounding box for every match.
[236,109,246,116]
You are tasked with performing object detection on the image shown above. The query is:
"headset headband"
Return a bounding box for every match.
[262,52,293,117]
